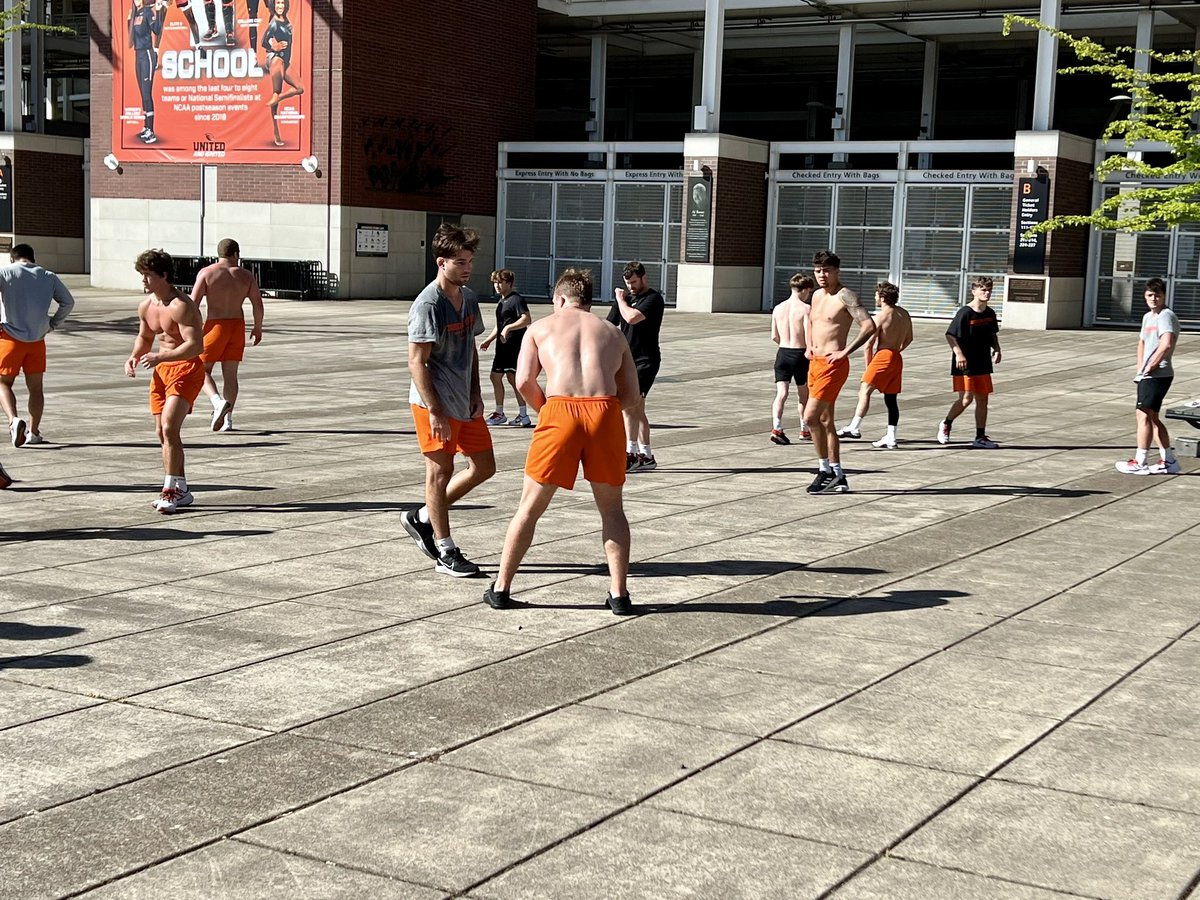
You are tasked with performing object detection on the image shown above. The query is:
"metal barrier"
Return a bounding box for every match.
[172,257,335,300]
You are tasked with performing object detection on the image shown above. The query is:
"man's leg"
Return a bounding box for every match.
[422,450,457,540]
[945,391,971,423]
[591,481,630,599]
[825,403,841,464]
[489,371,506,411]
[507,372,527,409]
[842,382,873,435]
[796,383,810,434]
[0,375,18,423]
[804,396,832,460]
[24,371,44,435]
[1148,410,1171,452]
[771,382,789,428]
[220,360,240,410]
[202,361,221,399]
[1136,408,1154,454]
[494,476,558,592]
[157,395,190,478]
[973,393,989,433]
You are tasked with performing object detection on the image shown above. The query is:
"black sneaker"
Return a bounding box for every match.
[401,509,437,560]
[806,470,834,494]
[817,474,850,494]
[636,454,657,471]
[626,452,639,473]
[484,582,513,609]
[436,547,480,578]
[605,592,634,615]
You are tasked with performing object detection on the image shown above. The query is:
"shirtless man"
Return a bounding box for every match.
[769,272,815,445]
[804,250,876,494]
[484,268,641,615]
[192,238,264,432]
[125,249,205,513]
[836,281,913,449]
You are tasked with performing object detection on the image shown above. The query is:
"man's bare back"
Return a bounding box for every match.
[193,262,259,319]
[772,296,810,350]
[872,304,913,353]
[520,308,638,405]
[808,285,867,355]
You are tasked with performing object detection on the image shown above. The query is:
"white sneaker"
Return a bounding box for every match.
[1115,459,1151,475]
[872,435,897,449]
[24,432,46,445]
[210,398,232,431]
[484,411,507,426]
[153,486,194,513]
[10,417,27,448]
[509,413,532,428]
[1148,458,1182,475]
[972,436,999,449]
[219,413,234,433]
[937,421,951,445]
[836,427,861,439]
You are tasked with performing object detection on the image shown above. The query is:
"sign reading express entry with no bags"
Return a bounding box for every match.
[113,0,313,164]
[1013,176,1050,274]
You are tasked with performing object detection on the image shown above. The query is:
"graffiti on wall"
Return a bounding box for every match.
[361,116,452,194]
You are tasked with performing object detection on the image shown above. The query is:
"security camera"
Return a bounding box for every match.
[103,153,120,171]
[300,155,319,174]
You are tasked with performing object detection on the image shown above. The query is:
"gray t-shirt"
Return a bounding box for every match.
[1141,307,1181,378]
[407,281,484,420]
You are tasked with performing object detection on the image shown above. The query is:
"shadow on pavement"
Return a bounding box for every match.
[855,485,1107,498]
[0,527,272,542]
[58,442,290,451]
[0,654,92,669]
[253,429,414,437]
[516,561,886,578]
[0,623,85,640]
[24,484,274,494]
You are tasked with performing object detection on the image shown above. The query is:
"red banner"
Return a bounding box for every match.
[112,0,312,164]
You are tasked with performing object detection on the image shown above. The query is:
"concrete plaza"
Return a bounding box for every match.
[1,279,1198,899]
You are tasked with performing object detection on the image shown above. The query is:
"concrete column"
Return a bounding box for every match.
[1135,9,1154,74]
[29,0,43,131]
[1005,131,1095,329]
[1031,0,1060,131]
[833,24,855,162]
[918,40,938,168]
[694,0,724,132]
[588,35,606,141]
[3,0,22,131]
[677,132,769,312]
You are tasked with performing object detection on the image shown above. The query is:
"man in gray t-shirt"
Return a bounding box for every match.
[1116,277,1183,475]
[403,224,496,578]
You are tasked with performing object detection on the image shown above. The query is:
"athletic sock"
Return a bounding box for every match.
[518,405,527,416]
[832,462,844,478]
[211,393,225,410]
[1135,448,1149,465]
[886,425,897,439]
[976,427,986,440]
[800,419,808,431]
[627,440,637,454]
[848,416,862,432]
[638,443,652,457]
[417,505,431,524]
[175,476,188,493]
[162,475,174,490]
[818,458,831,473]
[435,536,457,554]
[773,417,783,430]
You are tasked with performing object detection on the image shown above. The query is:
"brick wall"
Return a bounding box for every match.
[13,151,85,237]
[685,155,767,268]
[90,0,537,214]
[341,1,537,215]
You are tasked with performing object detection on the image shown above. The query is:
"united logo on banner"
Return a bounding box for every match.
[112,0,313,164]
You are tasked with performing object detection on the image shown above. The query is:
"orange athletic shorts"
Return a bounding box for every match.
[0,330,47,376]
[524,396,625,490]
[411,404,494,456]
[807,355,850,403]
[863,349,903,394]
[953,374,994,396]
[149,358,206,415]
[201,318,246,364]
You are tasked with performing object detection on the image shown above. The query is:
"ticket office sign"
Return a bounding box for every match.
[112,0,312,164]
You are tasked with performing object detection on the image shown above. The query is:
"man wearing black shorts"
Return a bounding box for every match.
[607,261,664,471]
[481,269,532,427]
[1116,277,1182,475]
[769,273,814,444]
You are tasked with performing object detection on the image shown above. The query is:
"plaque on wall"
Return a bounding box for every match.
[355,223,389,257]
[1013,176,1050,274]
[684,175,711,263]
[1008,277,1047,304]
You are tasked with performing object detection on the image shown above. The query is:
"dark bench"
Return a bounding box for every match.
[1164,405,1200,430]
[172,256,334,301]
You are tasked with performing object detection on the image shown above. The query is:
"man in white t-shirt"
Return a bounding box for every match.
[1116,277,1182,475]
